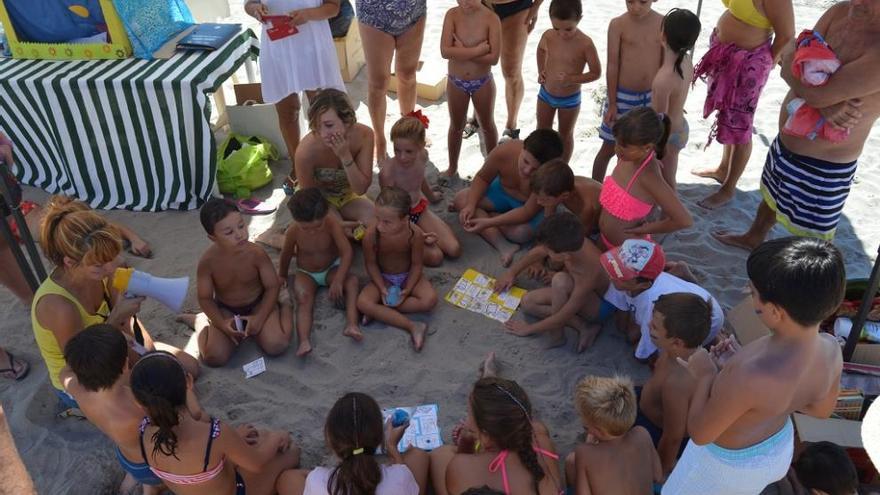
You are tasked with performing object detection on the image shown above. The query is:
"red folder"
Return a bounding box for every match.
[264,15,298,41]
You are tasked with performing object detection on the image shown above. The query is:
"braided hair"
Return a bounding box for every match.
[662,9,701,79]
[471,377,544,494]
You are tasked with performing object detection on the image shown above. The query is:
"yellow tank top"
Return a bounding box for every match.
[31,274,109,390]
[722,0,773,30]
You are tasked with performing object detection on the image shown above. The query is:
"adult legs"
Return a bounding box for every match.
[359,22,396,160]
[692,139,732,183]
[339,197,375,225]
[499,9,530,133]
[393,17,426,117]
[275,92,302,181]
[713,199,776,250]
[0,238,34,305]
[698,142,752,209]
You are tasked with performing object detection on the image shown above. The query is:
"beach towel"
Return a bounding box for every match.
[760,137,857,240]
[662,418,793,495]
[693,30,774,145]
[783,30,849,143]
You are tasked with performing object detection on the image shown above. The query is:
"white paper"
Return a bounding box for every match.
[243,357,267,378]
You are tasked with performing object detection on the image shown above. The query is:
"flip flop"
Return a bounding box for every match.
[462,118,479,139]
[281,175,297,196]
[237,199,277,215]
[0,351,29,380]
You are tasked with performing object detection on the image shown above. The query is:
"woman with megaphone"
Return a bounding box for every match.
[30,196,199,416]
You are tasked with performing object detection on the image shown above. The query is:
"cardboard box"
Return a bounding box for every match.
[334,27,365,83]
[729,297,880,366]
[388,61,447,101]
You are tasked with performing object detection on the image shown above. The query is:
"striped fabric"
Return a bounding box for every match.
[760,136,857,240]
[598,87,652,142]
[0,30,258,211]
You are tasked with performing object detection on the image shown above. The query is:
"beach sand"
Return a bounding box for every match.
[1,0,878,492]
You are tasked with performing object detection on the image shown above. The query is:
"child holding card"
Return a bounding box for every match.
[245,0,345,188]
[276,392,429,494]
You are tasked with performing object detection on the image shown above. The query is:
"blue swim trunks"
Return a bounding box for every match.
[485,177,545,230]
[598,86,652,142]
[55,388,79,410]
[597,298,617,321]
[538,85,581,109]
[116,447,163,486]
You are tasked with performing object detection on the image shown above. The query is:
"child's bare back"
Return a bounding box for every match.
[576,426,658,494]
[539,29,596,98]
[612,9,663,92]
[708,332,841,449]
[652,60,692,132]
[446,5,494,79]
[640,352,694,429]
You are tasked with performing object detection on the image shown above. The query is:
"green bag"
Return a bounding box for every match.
[216,133,277,199]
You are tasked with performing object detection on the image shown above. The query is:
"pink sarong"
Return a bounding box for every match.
[693,30,774,145]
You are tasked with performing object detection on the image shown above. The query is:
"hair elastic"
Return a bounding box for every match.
[494,384,531,420]
[351,447,364,456]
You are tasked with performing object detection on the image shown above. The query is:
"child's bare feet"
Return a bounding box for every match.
[343,324,364,342]
[478,351,498,378]
[500,243,519,268]
[255,229,286,250]
[296,340,312,357]
[712,229,763,251]
[697,188,735,210]
[576,324,601,353]
[691,166,725,183]
[441,168,459,178]
[411,322,428,352]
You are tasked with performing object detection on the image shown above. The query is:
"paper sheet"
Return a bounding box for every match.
[243,357,267,378]
[380,404,442,452]
[444,269,526,322]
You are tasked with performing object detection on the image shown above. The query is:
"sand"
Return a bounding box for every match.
[1,0,878,493]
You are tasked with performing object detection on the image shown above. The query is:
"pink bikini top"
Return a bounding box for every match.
[139,417,227,486]
[599,151,658,222]
[488,446,562,495]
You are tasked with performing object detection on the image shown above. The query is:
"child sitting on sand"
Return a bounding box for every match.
[440,0,501,177]
[357,187,438,352]
[536,0,601,162]
[597,107,693,249]
[279,188,361,357]
[600,239,723,361]
[592,0,663,182]
[277,392,429,494]
[379,116,462,266]
[650,8,701,188]
[666,237,846,494]
[61,324,202,495]
[454,129,564,267]
[468,159,602,242]
[636,293,712,476]
[131,351,300,494]
[496,213,608,352]
[567,375,663,494]
[186,198,292,366]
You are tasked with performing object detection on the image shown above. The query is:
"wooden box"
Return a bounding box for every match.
[0,0,132,60]
[388,60,447,101]
[334,25,364,83]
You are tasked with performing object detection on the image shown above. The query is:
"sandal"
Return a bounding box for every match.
[0,351,29,381]
[499,128,520,143]
[462,118,480,139]
[237,198,277,215]
[281,175,297,196]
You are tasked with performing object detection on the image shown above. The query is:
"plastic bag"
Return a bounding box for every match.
[216,133,277,199]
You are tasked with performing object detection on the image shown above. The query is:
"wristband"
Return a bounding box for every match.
[341,158,354,168]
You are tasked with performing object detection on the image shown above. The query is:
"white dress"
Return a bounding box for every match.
[259,0,346,103]
[303,464,419,495]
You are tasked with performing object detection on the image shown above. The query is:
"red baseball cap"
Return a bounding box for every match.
[600,239,666,281]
